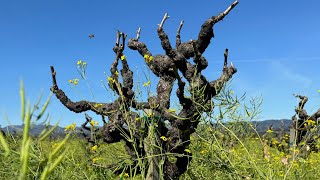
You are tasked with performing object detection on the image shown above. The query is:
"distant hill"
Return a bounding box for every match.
[1,119,293,138]
[1,124,66,138]
[252,119,292,134]
[0,124,92,138]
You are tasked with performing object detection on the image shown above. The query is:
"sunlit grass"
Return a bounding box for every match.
[2,81,320,179]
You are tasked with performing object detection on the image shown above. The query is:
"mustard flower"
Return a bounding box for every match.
[115,70,119,76]
[120,55,126,60]
[143,80,150,87]
[90,120,98,126]
[91,145,98,152]
[306,119,316,126]
[65,123,76,132]
[77,60,82,65]
[160,136,168,141]
[184,149,191,153]
[200,149,208,155]
[108,77,115,83]
[92,157,100,163]
[272,139,278,145]
[266,129,273,133]
[73,78,79,85]
[144,54,153,63]
[94,103,103,108]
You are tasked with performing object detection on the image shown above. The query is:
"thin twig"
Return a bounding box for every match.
[116,30,120,46]
[159,13,170,29]
[50,66,58,89]
[215,0,239,23]
[177,20,184,34]
[136,27,141,40]
[176,20,184,47]
[224,48,228,68]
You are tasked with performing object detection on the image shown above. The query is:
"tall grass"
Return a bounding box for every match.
[1,81,70,179]
[2,81,320,179]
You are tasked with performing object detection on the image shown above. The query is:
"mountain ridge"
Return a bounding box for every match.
[1,119,293,137]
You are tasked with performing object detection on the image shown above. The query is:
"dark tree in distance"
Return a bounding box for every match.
[50,1,239,179]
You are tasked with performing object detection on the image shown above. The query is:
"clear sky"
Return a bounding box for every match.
[1,0,320,127]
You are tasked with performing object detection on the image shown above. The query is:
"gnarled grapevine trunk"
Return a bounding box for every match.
[50,1,239,179]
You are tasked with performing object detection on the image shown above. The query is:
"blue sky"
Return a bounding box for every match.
[1,0,320,127]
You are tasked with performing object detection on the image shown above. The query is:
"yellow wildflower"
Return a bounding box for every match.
[160,136,168,141]
[51,142,59,149]
[115,70,119,76]
[77,60,82,65]
[184,149,191,153]
[124,173,129,178]
[143,80,150,87]
[68,79,73,83]
[108,77,115,83]
[167,109,176,113]
[120,55,126,60]
[266,129,273,133]
[143,54,153,63]
[94,103,103,108]
[200,149,208,155]
[92,157,100,163]
[90,120,98,126]
[91,145,98,152]
[64,123,76,131]
[306,119,316,126]
[73,78,79,85]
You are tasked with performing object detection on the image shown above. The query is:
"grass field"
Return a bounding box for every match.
[2,122,320,179]
[1,82,320,180]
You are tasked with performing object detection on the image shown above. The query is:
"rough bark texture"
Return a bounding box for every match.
[50,1,239,179]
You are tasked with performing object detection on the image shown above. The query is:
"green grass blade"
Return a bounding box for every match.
[0,131,10,157]
[39,119,60,141]
[49,134,70,160]
[36,93,52,120]
[19,138,31,180]
[20,80,25,123]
